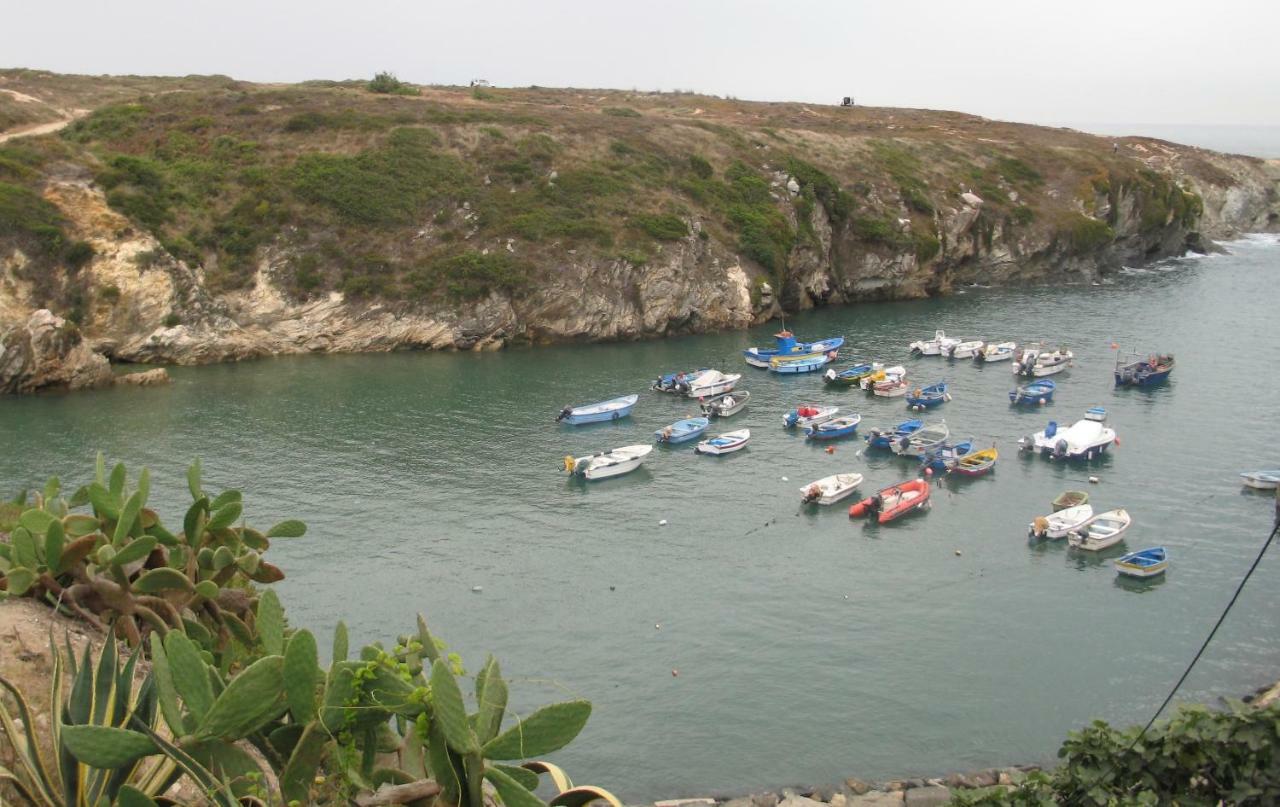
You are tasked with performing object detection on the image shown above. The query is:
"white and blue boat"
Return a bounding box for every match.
[783,404,839,429]
[744,330,844,368]
[864,418,924,449]
[906,381,950,410]
[805,414,862,440]
[1009,378,1055,406]
[1114,546,1168,578]
[1020,407,1116,460]
[1114,351,1175,387]
[920,439,973,473]
[651,368,707,394]
[655,417,710,444]
[824,362,881,387]
[556,394,639,425]
[770,351,836,374]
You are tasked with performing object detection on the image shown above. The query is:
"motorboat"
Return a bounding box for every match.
[770,351,836,374]
[1028,503,1094,539]
[906,381,950,410]
[806,414,863,440]
[975,342,1016,363]
[824,363,882,386]
[744,330,844,368]
[651,369,707,394]
[872,376,910,398]
[891,421,949,457]
[859,366,906,390]
[556,394,639,425]
[800,473,865,505]
[1020,407,1116,460]
[1240,470,1280,490]
[700,390,750,418]
[864,419,924,449]
[1015,343,1073,377]
[920,440,973,473]
[1114,351,1174,387]
[950,446,997,476]
[849,479,931,524]
[783,404,839,429]
[1009,378,1056,406]
[1068,508,1132,551]
[944,340,984,359]
[683,370,740,398]
[564,445,652,480]
[909,329,960,356]
[695,429,750,455]
[1114,547,1168,578]
[654,417,710,444]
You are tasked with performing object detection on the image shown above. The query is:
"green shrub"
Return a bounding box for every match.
[367,71,419,95]
[914,231,941,262]
[162,312,181,327]
[901,185,934,215]
[688,154,714,179]
[99,283,121,303]
[785,157,851,222]
[603,106,642,118]
[851,215,905,245]
[1060,213,1114,251]
[63,103,148,142]
[995,155,1044,187]
[1011,204,1035,225]
[0,180,68,251]
[632,213,688,241]
[64,240,95,269]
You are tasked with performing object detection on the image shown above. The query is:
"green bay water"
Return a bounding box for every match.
[3,236,1279,798]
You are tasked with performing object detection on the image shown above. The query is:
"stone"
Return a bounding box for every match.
[721,799,754,807]
[750,793,779,807]
[971,770,998,788]
[844,778,872,796]
[944,773,973,790]
[777,794,824,807]
[829,794,848,807]
[961,191,984,207]
[0,309,112,394]
[115,367,171,387]
[654,800,715,807]
[846,793,902,806]
[903,787,950,807]
[786,177,801,195]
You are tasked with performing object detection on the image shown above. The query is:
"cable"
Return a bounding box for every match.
[1064,517,1280,805]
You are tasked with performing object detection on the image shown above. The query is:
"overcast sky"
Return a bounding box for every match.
[9,0,1279,127]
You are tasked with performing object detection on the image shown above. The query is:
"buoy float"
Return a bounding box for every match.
[924,467,934,477]
[659,519,668,526]
[1089,476,1100,484]
[825,446,835,454]
[955,549,962,556]
[472,586,483,593]
[1114,436,1121,447]
[672,669,679,677]
[781,476,788,482]
[655,624,661,629]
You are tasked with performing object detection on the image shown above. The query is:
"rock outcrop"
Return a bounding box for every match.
[0,309,112,394]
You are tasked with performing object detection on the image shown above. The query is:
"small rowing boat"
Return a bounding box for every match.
[801,473,865,505]
[783,404,839,429]
[695,429,750,455]
[1239,470,1280,490]
[975,341,1016,363]
[1052,490,1089,511]
[1009,378,1055,406]
[1068,508,1132,551]
[1114,546,1168,578]
[654,417,710,444]
[824,363,881,386]
[806,414,863,440]
[950,446,997,476]
[906,381,950,410]
[556,394,639,425]
[864,418,924,449]
[1028,503,1093,539]
[700,390,750,418]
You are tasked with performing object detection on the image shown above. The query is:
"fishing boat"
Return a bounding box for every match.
[975,341,1016,363]
[654,417,710,444]
[770,351,836,374]
[1020,407,1116,460]
[891,421,950,457]
[700,390,750,418]
[1114,546,1168,578]
[950,446,998,476]
[943,340,984,359]
[556,394,639,425]
[1240,470,1280,490]
[744,330,844,368]
[849,479,931,524]
[906,381,950,410]
[859,366,906,390]
[800,473,865,505]
[920,440,973,473]
[783,404,839,429]
[1052,490,1089,511]
[695,429,750,455]
[909,329,960,356]
[1009,378,1056,406]
[651,369,707,394]
[564,445,653,480]
[873,377,910,398]
[1068,508,1132,551]
[864,419,924,449]
[1028,503,1093,539]
[806,414,863,440]
[1114,351,1175,387]
[1015,344,1073,377]
[824,363,882,386]
[683,370,741,398]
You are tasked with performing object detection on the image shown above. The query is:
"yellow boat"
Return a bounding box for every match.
[951,446,998,476]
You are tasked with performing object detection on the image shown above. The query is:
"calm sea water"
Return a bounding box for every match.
[3,236,1279,799]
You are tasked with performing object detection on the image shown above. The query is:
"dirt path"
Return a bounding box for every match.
[0,88,87,143]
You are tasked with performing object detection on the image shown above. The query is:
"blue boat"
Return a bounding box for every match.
[1114,352,1175,387]
[1009,378,1055,405]
[864,419,924,449]
[920,440,973,473]
[1114,546,1169,578]
[651,368,708,394]
[744,330,844,368]
[556,394,639,425]
[805,414,862,440]
[770,352,836,374]
[655,417,710,444]
[824,363,878,386]
[906,381,950,410]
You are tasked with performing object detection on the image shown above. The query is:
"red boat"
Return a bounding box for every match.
[848,478,931,524]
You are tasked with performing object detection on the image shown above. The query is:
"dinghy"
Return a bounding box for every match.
[651,369,707,394]
[944,340,984,359]
[770,352,836,374]
[1114,351,1175,387]
[849,479,931,524]
[909,329,959,356]
[906,381,950,410]
[654,417,710,444]
[891,421,950,457]
[556,394,639,425]
[564,445,652,480]
[683,370,740,398]
[1020,407,1116,460]
[801,473,865,505]
[1114,546,1168,578]
[1015,344,1073,377]
[744,330,844,368]
[1028,503,1094,539]
[864,419,924,449]
[783,404,839,429]
[950,446,998,476]
[1052,490,1089,511]
[824,363,882,386]
[860,366,906,390]
[1068,508,1132,551]
[873,377,909,398]
[695,428,750,455]
[1240,470,1280,490]
[975,341,1016,363]
[1009,378,1056,406]
[920,440,973,473]
[806,414,863,440]
[700,390,750,418]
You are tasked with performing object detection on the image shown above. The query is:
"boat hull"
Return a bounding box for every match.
[849,480,931,524]
[1240,473,1280,490]
[1115,547,1168,577]
[558,395,640,425]
[696,429,751,455]
[806,416,862,440]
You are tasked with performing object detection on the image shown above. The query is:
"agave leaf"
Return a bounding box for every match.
[521,761,573,793]
[255,589,285,656]
[60,725,158,768]
[0,671,60,800]
[430,658,478,754]
[481,701,592,760]
[549,786,625,807]
[265,519,307,538]
[485,766,549,807]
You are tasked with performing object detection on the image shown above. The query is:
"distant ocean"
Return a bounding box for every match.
[1059,123,1280,159]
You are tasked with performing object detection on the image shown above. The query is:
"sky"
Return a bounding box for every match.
[7,0,1280,128]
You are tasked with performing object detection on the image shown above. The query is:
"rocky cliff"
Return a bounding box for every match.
[1,70,1277,392]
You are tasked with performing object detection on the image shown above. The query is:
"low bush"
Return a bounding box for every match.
[367,70,419,95]
[631,212,688,241]
[603,106,642,118]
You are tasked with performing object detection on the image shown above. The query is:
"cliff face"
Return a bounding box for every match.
[1,71,1278,391]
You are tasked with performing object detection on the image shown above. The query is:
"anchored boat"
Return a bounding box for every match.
[556,394,639,425]
[920,439,973,473]
[700,390,750,418]
[1114,546,1168,578]
[1028,503,1093,539]
[1020,407,1116,460]
[744,330,844,368]
[654,417,710,444]
[806,414,863,440]
[1014,343,1073,377]
[1009,378,1056,406]
[651,369,707,394]
[564,445,652,480]
[909,329,960,356]
[906,381,950,410]
[943,340,984,359]
[770,351,837,374]
[783,404,839,429]
[849,479,932,523]
[891,421,949,457]
[824,362,882,386]
[801,473,865,505]
[1068,508,1132,551]
[1240,470,1280,490]
[683,369,741,398]
[864,418,924,449]
[950,446,998,476]
[695,429,751,455]
[1114,351,1175,387]
[1052,490,1090,511]
[975,341,1016,363]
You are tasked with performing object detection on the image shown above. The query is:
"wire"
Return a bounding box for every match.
[1064,517,1280,805]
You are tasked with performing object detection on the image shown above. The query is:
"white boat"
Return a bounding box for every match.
[1114,547,1168,578]
[1240,470,1280,490]
[909,329,960,356]
[800,473,865,505]
[945,340,984,359]
[696,429,750,455]
[891,421,949,457]
[564,445,653,480]
[1020,407,1116,460]
[1028,503,1094,539]
[1068,508,1132,551]
[684,370,741,398]
[783,404,839,428]
[859,365,906,390]
[975,341,1016,362]
[700,390,750,418]
[1014,343,1073,377]
[872,377,909,397]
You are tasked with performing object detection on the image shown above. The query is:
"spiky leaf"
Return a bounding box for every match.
[283,630,319,723]
[197,655,285,741]
[133,567,193,594]
[280,721,329,806]
[256,588,285,655]
[332,620,349,662]
[482,701,592,760]
[60,725,158,768]
[266,519,307,538]
[550,787,625,807]
[486,766,549,807]
[116,785,161,807]
[430,658,478,754]
[165,632,214,724]
[113,491,144,546]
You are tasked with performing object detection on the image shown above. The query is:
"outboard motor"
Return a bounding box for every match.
[1054,438,1069,458]
[556,406,572,422]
